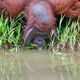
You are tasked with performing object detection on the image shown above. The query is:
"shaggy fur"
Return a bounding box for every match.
[0,0,80,44]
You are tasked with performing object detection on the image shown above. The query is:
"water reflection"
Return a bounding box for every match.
[0,50,80,80]
[0,50,58,80]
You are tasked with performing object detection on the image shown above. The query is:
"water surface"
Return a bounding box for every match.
[0,50,80,80]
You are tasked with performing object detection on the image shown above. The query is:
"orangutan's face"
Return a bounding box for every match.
[24,27,50,48]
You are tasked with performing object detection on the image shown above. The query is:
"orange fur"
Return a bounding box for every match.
[0,0,80,43]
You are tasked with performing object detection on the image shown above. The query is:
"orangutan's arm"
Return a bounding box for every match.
[64,2,80,17]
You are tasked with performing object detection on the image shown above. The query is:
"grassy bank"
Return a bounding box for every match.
[51,15,80,52]
[0,13,80,51]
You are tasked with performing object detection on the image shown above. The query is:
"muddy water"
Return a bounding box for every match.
[0,50,80,80]
[20,52,57,80]
[0,50,59,80]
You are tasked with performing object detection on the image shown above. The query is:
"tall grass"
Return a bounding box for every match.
[0,12,79,51]
[0,13,23,49]
[51,15,80,51]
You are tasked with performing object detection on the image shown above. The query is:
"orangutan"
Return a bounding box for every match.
[0,0,80,47]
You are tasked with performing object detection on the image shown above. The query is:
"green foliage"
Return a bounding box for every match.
[0,13,23,49]
[0,12,80,50]
[55,15,80,51]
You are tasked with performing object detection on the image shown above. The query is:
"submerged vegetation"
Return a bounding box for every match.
[52,51,80,80]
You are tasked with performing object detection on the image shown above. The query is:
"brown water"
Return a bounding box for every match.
[0,50,80,80]
[0,50,58,80]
